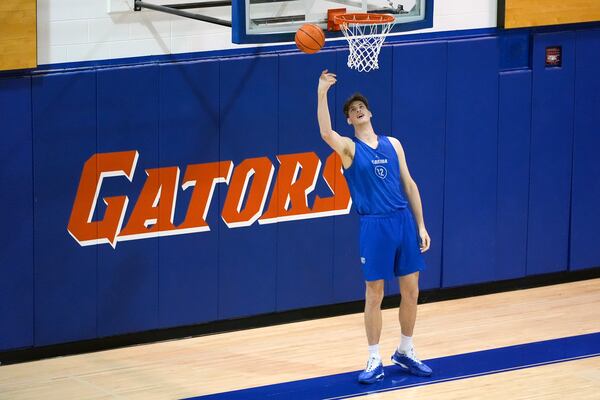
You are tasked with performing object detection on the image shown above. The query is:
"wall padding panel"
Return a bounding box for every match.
[276,51,337,311]
[32,71,97,346]
[96,65,160,337]
[443,37,499,287]
[392,41,447,291]
[218,55,278,319]
[158,60,221,327]
[0,77,33,350]
[570,29,600,270]
[496,70,531,280]
[527,32,575,275]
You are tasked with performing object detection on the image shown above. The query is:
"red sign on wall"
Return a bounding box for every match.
[545,46,562,67]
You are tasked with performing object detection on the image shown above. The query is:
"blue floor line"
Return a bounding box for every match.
[184,332,600,400]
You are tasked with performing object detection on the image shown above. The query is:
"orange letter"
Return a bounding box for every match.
[221,157,274,228]
[119,167,180,240]
[259,152,321,224]
[175,161,233,233]
[67,150,138,248]
[312,152,352,216]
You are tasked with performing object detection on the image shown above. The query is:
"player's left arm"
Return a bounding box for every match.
[388,136,430,253]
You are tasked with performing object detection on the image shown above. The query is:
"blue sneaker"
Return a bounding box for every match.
[391,348,432,377]
[357,358,384,384]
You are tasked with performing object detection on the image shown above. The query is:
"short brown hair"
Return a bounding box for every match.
[343,93,370,118]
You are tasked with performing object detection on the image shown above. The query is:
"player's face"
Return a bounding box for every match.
[347,101,371,126]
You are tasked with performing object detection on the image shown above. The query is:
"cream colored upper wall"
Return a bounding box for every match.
[37,0,497,65]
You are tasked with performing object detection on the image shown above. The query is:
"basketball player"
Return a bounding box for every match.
[317,70,432,383]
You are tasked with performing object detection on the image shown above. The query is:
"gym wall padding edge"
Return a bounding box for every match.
[527,32,576,276]
[570,28,600,271]
[497,70,531,281]
[443,37,499,287]
[0,77,33,350]
[32,71,98,346]
[2,26,600,351]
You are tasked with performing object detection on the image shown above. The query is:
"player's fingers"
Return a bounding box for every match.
[322,69,328,75]
[420,235,428,251]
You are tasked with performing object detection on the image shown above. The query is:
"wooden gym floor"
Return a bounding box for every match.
[1,279,599,399]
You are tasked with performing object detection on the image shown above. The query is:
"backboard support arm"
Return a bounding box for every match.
[134,0,232,27]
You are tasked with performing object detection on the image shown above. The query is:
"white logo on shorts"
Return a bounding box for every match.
[360,257,366,264]
[374,165,387,179]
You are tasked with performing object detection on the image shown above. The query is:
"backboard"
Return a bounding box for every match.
[232,0,433,44]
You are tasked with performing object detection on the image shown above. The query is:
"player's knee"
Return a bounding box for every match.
[365,281,384,305]
[365,292,384,308]
[400,286,419,303]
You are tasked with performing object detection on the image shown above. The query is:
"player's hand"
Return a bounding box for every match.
[418,227,430,253]
[318,69,337,93]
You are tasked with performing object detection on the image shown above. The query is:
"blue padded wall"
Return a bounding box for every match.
[218,55,278,319]
[5,25,600,351]
[496,70,531,280]
[158,60,221,327]
[527,32,575,275]
[32,71,98,346]
[96,65,160,337]
[570,29,600,270]
[443,37,499,287]
[392,41,447,291]
[0,77,33,350]
[276,51,337,311]
[499,31,530,71]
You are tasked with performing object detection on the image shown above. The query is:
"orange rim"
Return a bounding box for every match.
[333,13,395,25]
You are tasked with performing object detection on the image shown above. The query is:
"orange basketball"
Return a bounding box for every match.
[295,24,325,54]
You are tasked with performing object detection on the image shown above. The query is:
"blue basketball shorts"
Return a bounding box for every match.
[359,207,426,281]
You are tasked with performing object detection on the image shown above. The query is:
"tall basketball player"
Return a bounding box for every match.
[317,70,433,383]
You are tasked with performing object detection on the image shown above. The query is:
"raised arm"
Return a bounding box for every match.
[317,70,354,168]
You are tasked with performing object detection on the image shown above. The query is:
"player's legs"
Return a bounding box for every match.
[398,271,419,336]
[392,208,426,336]
[364,279,384,345]
[391,270,431,376]
[389,209,432,376]
[358,279,385,384]
[357,214,399,383]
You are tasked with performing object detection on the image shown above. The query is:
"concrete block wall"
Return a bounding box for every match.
[37,0,497,64]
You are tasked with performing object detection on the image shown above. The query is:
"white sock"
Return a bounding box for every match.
[368,344,381,361]
[398,334,413,353]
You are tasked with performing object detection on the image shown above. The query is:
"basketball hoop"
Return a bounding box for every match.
[334,13,395,73]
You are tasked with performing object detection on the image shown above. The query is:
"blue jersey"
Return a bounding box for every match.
[343,135,408,215]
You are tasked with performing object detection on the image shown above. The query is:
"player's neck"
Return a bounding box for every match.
[354,124,376,141]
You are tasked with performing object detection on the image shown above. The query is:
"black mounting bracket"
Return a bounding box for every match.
[134,1,232,27]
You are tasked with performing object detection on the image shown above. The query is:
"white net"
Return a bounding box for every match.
[338,15,395,73]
